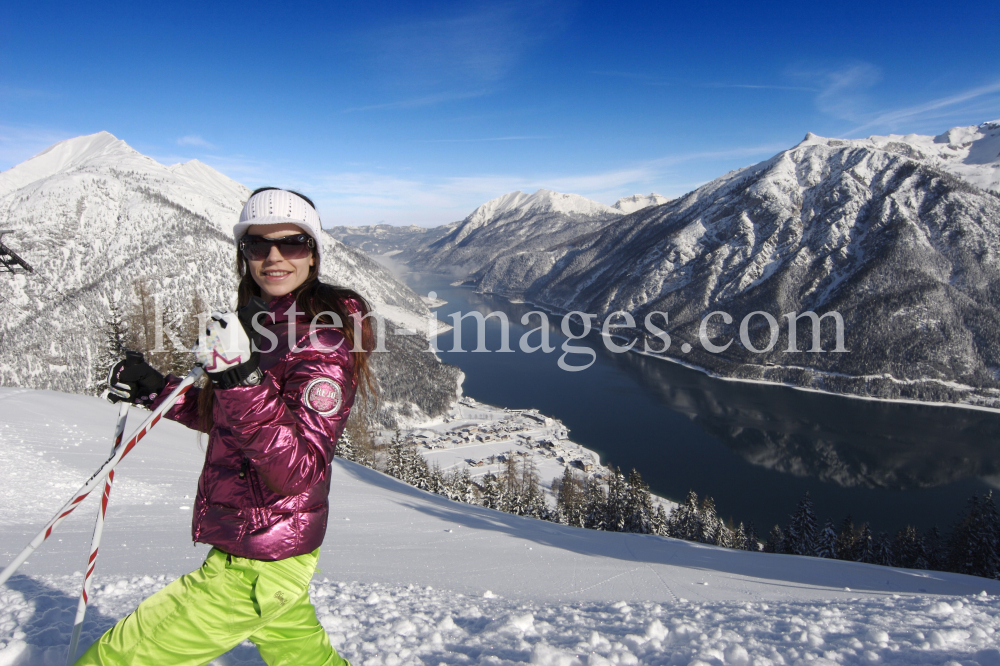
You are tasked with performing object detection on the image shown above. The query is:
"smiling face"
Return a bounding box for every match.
[245,223,316,302]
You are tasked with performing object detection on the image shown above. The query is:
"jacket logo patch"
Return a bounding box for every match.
[303,377,342,416]
[273,590,287,606]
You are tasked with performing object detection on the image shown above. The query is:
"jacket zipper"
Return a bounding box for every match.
[240,456,265,528]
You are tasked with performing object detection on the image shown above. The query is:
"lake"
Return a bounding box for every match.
[404,272,1000,535]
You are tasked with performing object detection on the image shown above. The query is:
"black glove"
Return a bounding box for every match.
[107,350,166,406]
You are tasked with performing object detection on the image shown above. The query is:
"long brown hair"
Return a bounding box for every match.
[198,191,379,430]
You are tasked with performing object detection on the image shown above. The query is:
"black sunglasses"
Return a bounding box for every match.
[239,234,316,261]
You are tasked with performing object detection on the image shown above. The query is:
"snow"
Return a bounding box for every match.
[464,190,622,230]
[799,121,1000,193]
[373,302,453,338]
[2,389,1000,665]
[0,132,146,198]
[404,398,603,503]
[611,194,670,215]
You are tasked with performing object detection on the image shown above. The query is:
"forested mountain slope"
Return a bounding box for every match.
[476,122,1000,406]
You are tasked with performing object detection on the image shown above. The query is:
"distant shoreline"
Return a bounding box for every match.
[421,273,1000,417]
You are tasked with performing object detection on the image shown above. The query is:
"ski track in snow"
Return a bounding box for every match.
[2,575,999,666]
[2,389,1000,665]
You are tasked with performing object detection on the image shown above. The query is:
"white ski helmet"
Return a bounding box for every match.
[233,189,324,263]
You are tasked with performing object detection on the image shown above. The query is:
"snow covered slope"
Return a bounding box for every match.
[406,189,622,278]
[477,121,1000,407]
[830,120,1000,194]
[2,388,1000,665]
[612,193,670,214]
[326,223,452,257]
[0,133,450,418]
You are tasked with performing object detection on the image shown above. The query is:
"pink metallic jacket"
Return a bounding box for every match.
[157,293,358,560]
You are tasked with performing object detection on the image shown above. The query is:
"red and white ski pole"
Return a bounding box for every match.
[0,366,205,588]
[64,399,130,666]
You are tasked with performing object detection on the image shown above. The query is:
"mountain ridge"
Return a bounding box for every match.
[471,121,1000,408]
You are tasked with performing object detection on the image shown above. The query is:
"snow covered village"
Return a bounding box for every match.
[3,2,1000,665]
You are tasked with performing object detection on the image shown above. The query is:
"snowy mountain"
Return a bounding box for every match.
[405,189,623,278]
[326,223,451,258]
[0,133,458,423]
[3,388,999,665]
[476,121,1000,407]
[328,193,669,269]
[612,192,670,214]
[834,120,1000,194]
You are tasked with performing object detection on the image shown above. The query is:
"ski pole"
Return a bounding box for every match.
[65,399,130,666]
[0,366,205,588]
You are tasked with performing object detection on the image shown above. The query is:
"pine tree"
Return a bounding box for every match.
[93,296,130,395]
[925,526,945,571]
[892,526,922,569]
[785,492,818,556]
[652,504,669,537]
[499,454,522,514]
[714,521,734,549]
[665,491,702,541]
[947,491,1000,579]
[337,428,356,462]
[698,496,720,544]
[624,469,655,535]
[481,473,503,511]
[520,457,548,519]
[583,478,607,531]
[764,525,784,554]
[855,524,875,564]
[815,519,837,559]
[383,431,405,479]
[835,516,858,560]
[745,522,761,552]
[447,468,479,505]
[735,523,748,551]
[556,467,585,527]
[604,468,628,533]
[874,532,894,567]
[912,533,930,571]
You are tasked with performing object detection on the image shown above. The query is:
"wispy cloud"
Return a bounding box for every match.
[788,61,1000,136]
[176,135,214,148]
[842,80,1000,136]
[812,63,883,121]
[360,3,563,88]
[342,2,567,114]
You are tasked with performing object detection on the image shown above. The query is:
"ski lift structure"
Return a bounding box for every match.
[0,230,33,275]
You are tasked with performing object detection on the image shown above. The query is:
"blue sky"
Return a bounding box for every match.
[2,0,998,226]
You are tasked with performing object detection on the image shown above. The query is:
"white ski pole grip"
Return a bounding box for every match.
[0,366,205,588]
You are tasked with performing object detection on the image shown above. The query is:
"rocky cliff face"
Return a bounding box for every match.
[475,122,1000,407]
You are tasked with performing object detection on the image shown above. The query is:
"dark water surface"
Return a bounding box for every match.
[404,273,1000,534]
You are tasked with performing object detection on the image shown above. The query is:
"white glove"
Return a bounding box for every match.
[195,300,267,388]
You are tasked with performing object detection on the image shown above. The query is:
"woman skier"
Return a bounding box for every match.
[77,187,375,666]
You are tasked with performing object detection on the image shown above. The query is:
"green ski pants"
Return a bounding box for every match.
[74,547,349,666]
